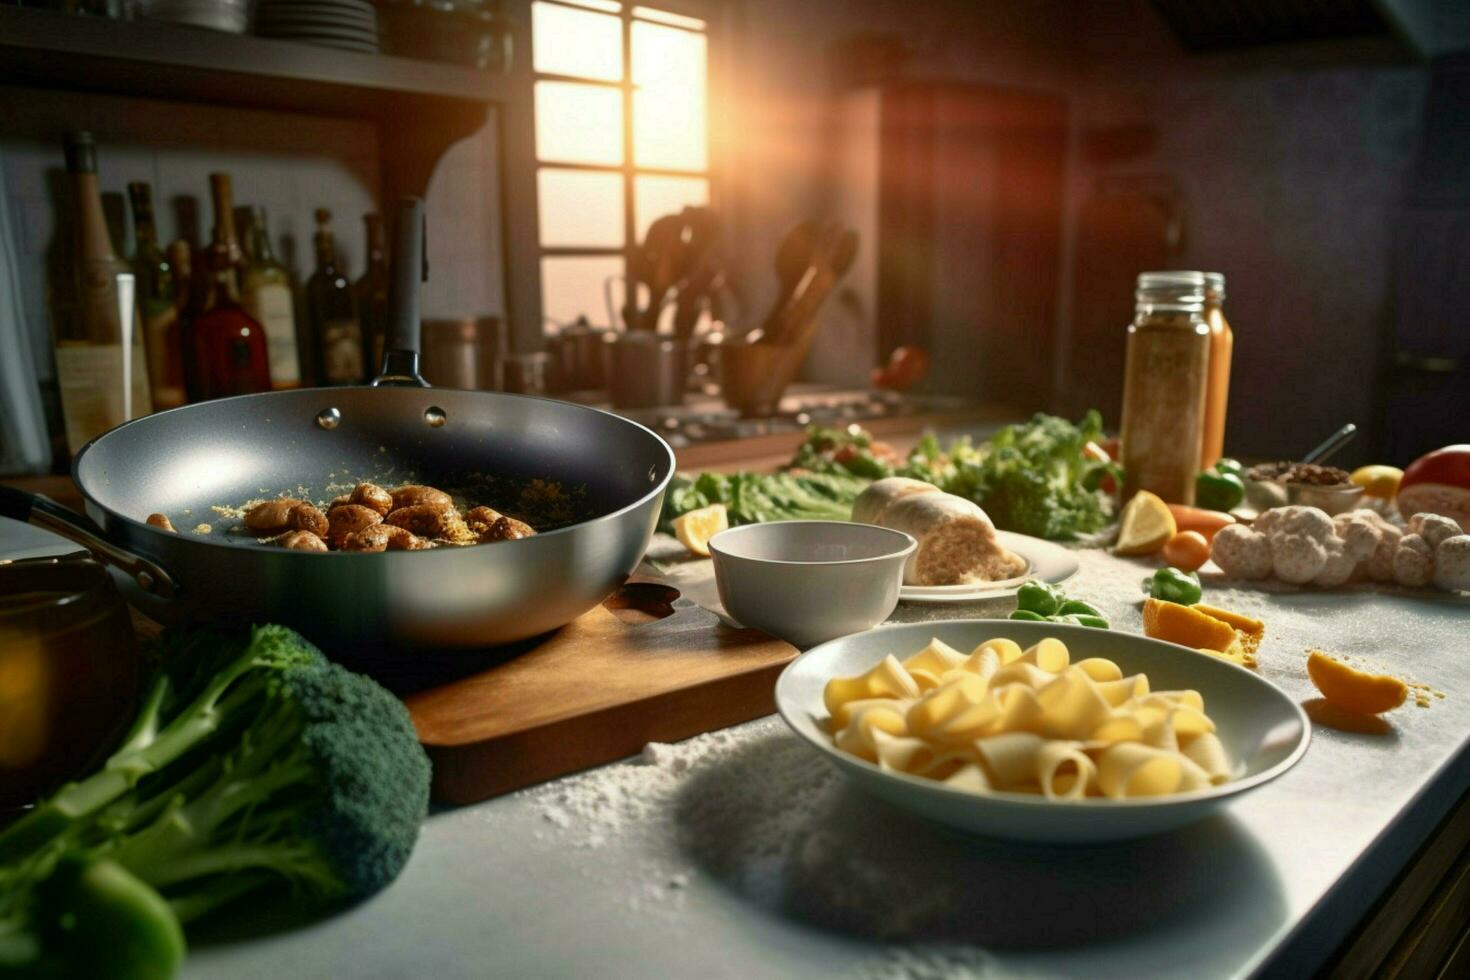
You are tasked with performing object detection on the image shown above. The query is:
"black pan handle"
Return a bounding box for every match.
[373,196,429,388]
[0,484,177,599]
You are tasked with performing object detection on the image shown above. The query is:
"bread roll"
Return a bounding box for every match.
[853,479,1026,586]
[851,477,942,526]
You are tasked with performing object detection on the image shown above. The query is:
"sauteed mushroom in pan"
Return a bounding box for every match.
[226,481,541,552]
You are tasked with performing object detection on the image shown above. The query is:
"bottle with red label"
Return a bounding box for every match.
[185,173,271,400]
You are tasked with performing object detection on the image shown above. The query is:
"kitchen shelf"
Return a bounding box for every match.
[0,5,510,117]
[0,3,543,349]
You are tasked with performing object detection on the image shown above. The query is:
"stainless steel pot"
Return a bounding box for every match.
[0,200,674,653]
[605,332,687,409]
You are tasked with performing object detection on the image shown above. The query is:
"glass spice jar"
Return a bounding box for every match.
[1120,272,1212,504]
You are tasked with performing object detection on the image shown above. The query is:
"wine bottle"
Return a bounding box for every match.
[168,239,199,403]
[240,207,302,389]
[127,182,186,410]
[186,173,272,399]
[305,208,365,385]
[355,211,390,376]
[51,132,152,456]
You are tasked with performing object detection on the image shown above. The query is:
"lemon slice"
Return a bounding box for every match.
[1115,490,1176,555]
[1306,650,1407,715]
[672,504,729,557]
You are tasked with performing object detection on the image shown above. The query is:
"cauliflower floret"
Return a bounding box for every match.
[1365,522,1404,581]
[1273,533,1329,583]
[1313,536,1358,587]
[1256,505,1334,540]
[1210,523,1273,579]
[1247,506,1335,583]
[1409,513,1461,550]
[1332,510,1386,563]
[1393,533,1435,588]
[1433,535,1470,593]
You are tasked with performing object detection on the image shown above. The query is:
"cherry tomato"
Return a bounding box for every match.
[871,346,930,391]
[1161,530,1212,572]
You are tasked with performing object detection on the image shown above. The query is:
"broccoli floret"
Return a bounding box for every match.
[0,625,430,979]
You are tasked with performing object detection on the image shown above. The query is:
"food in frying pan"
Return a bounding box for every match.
[176,481,545,552]
[146,513,175,532]
[282,529,330,552]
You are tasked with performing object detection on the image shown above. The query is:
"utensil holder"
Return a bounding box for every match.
[719,341,804,418]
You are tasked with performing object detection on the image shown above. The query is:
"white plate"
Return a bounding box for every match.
[897,530,1080,603]
[775,619,1310,843]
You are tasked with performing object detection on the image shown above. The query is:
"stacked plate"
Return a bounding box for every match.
[255,0,380,54]
[145,0,249,34]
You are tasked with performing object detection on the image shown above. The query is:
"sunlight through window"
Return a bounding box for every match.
[532,1,713,329]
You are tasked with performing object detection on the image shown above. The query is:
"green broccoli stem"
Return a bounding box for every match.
[166,869,280,925]
[111,744,313,886]
[0,646,265,867]
[107,697,330,901]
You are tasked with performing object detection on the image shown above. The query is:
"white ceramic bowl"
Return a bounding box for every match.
[708,521,916,648]
[776,619,1310,843]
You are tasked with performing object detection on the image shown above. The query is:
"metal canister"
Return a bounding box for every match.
[605,332,687,409]
[548,318,608,392]
[502,352,551,396]
[421,317,504,390]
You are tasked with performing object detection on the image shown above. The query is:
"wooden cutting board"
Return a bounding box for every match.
[401,581,798,804]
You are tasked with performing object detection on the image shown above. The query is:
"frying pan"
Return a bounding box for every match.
[0,198,675,652]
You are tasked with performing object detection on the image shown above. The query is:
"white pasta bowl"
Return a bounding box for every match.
[775,619,1310,843]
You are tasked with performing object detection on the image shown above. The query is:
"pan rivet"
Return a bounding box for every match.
[424,406,447,428]
[316,408,342,430]
[136,571,155,591]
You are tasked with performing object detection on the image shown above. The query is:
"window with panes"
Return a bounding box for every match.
[531,0,713,332]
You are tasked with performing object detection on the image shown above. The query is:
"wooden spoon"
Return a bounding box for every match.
[772,226,859,355]
[753,218,820,344]
[639,213,689,331]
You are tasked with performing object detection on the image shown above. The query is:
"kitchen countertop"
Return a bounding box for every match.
[6,418,1467,978]
[182,544,1470,980]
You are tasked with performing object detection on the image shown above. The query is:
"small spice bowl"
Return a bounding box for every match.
[0,558,140,811]
[1286,481,1364,516]
[708,521,917,648]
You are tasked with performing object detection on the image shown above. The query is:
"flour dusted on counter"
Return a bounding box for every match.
[857,946,1000,980]
[521,723,826,850]
[517,721,833,914]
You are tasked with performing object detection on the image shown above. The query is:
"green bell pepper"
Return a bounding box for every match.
[1147,567,1203,605]
[1008,609,1048,622]
[1056,599,1103,618]
[1214,457,1245,479]
[1195,470,1245,511]
[1053,613,1110,629]
[1015,580,1062,617]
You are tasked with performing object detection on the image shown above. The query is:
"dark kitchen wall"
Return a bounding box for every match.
[720,0,1081,364]
[1059,2,1431,465]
